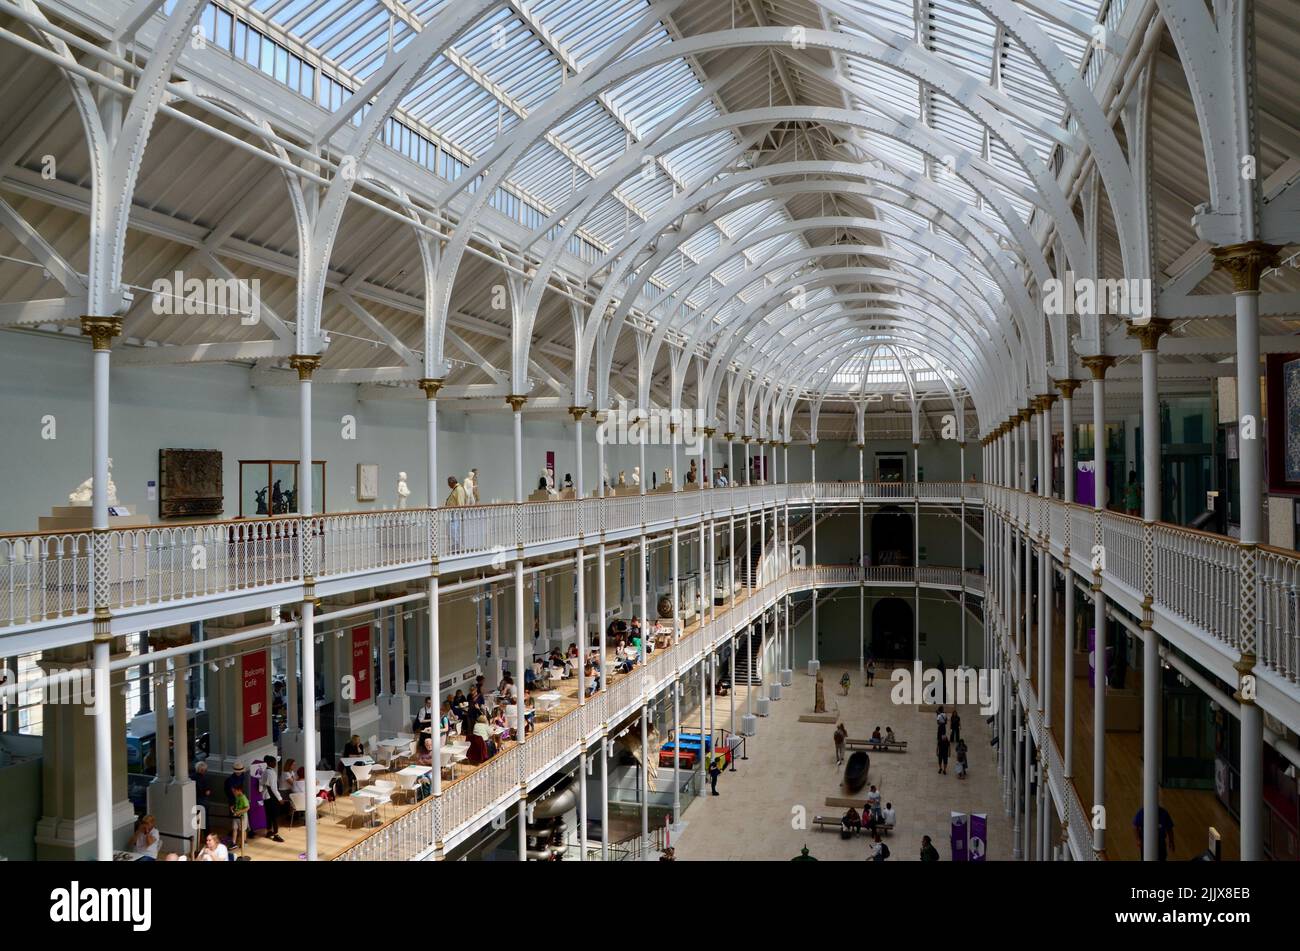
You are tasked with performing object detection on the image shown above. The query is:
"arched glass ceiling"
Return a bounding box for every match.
[190,0,1122,401]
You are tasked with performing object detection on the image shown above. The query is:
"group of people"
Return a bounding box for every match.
[934,705,968,778]
[185,754,298,859]
[836,658,879,694]
[832,723,897,764]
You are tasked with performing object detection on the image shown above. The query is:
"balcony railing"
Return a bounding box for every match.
[0,483,984,634]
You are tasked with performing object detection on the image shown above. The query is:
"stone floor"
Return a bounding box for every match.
[671,661,1014,861]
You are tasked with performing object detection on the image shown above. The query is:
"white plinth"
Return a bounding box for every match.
[740,713,757,736]
[756,697,770,717]
[768,683,782,701]
[807,659,821,676]
[781,668,793,686]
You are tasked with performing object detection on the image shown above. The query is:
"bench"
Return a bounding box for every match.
[812,815,895,836]
[845,738,907,753]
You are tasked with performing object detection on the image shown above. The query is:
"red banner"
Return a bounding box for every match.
[241,649,268,744]
[351,625,372,703]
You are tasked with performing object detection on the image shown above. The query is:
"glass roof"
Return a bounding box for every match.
[207,0,1117,398]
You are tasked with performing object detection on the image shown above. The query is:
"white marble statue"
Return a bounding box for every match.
[396,471,410,508]
[68,457,118,507]
[617,470,628,487]
[664,466,673,486]
[465,468,479,504]
[545,466,559,499]
[631,466,641,487]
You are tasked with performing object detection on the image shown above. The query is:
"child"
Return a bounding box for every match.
[839,671,851,695]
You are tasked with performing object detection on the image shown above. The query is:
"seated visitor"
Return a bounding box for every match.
[198,833,229,862]
[130,814,160,860]
[491,706,511,742]
[880,802,896,827]
[870,726,883,748]
[523,693,536,733]
[343,734,365,757]
[885,726,896,745]
[440,701,455,739]
[567,642,579,660]
[473,714,496,756]
[418,737,435,766]
[841,806,861,836]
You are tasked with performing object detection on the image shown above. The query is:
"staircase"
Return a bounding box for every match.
[733,630,765,686]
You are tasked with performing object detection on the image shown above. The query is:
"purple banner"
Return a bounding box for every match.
[969,813,987,862]
[1075,463,1095,508]
[950,812,968,862]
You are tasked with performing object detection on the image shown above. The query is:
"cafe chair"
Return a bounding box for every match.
[288,792,309,827]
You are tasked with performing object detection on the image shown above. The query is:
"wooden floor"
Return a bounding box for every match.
[241,585,762,860]
[1017,615,1240,861]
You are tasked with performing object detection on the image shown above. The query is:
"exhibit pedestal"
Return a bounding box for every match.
[38,504,150,532]
[768,682,782,701]
[756,697,770,717]
[807,659,820,676]
[781,668,793,686]
[741,713,757,736]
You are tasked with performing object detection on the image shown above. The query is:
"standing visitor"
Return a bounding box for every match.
[937,733,951,775]
[833,723,847,765]
[920,835,940,861]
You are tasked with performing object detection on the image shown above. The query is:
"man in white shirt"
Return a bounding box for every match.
[261,755,285,842]
[880,802,896,828]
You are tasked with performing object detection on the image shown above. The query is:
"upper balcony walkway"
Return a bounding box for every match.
[0,481,983,652]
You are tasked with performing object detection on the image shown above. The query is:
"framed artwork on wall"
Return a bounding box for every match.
[1265,353,1300,496]
[158,449,224,518]
[357,463,379,502]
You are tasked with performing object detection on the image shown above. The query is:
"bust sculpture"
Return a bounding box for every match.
[617,470,627,487]
[631,466,640,487]
[68,457,119,507]
[663,466,673,486]
[396,471,410,508]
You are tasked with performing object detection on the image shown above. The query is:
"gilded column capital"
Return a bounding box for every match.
[1125,317,1174,352]
[505,394,528,412]
[1054,378,1082,399]
[1080,354,1117,380]
[1210,241,1284,293]
[567,405,587,421]
[81,315,124,351]
[418,377,445,399]
[288,354,322,380]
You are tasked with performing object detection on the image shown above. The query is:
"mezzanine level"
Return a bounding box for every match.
[0,481,983,653]
[983,486,1300,736]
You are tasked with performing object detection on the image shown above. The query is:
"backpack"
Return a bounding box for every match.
[879,842,890,860]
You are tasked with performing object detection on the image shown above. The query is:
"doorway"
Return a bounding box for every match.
[870,597,914,662]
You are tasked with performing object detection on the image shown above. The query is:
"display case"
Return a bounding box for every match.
[239,460,325,517]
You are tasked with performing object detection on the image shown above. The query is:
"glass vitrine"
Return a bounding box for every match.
[239,460,325,516]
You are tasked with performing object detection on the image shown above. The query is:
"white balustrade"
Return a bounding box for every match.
[0,532,92,626]
[1098,511,1143,594]
[1258,549,1300,683]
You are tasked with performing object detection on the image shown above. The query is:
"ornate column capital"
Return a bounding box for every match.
[722,431,735,441]
[505,394,528,412]
[567,405,587,421]
[80,315,123,351]
[1032,393,1058,413]
[741,435,752,444]
[703,427,717,437]
[1017,407,1032,423]
[1080,354,1117,380]
[1125,317,1174,352]
[418,377,445,399]
[1054,378,1082,399]
[854,442,865,451]
[288,354,322,380]
[1211,241,1284,293]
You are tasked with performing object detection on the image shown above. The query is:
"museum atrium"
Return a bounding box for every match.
[0,0,1297,867]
